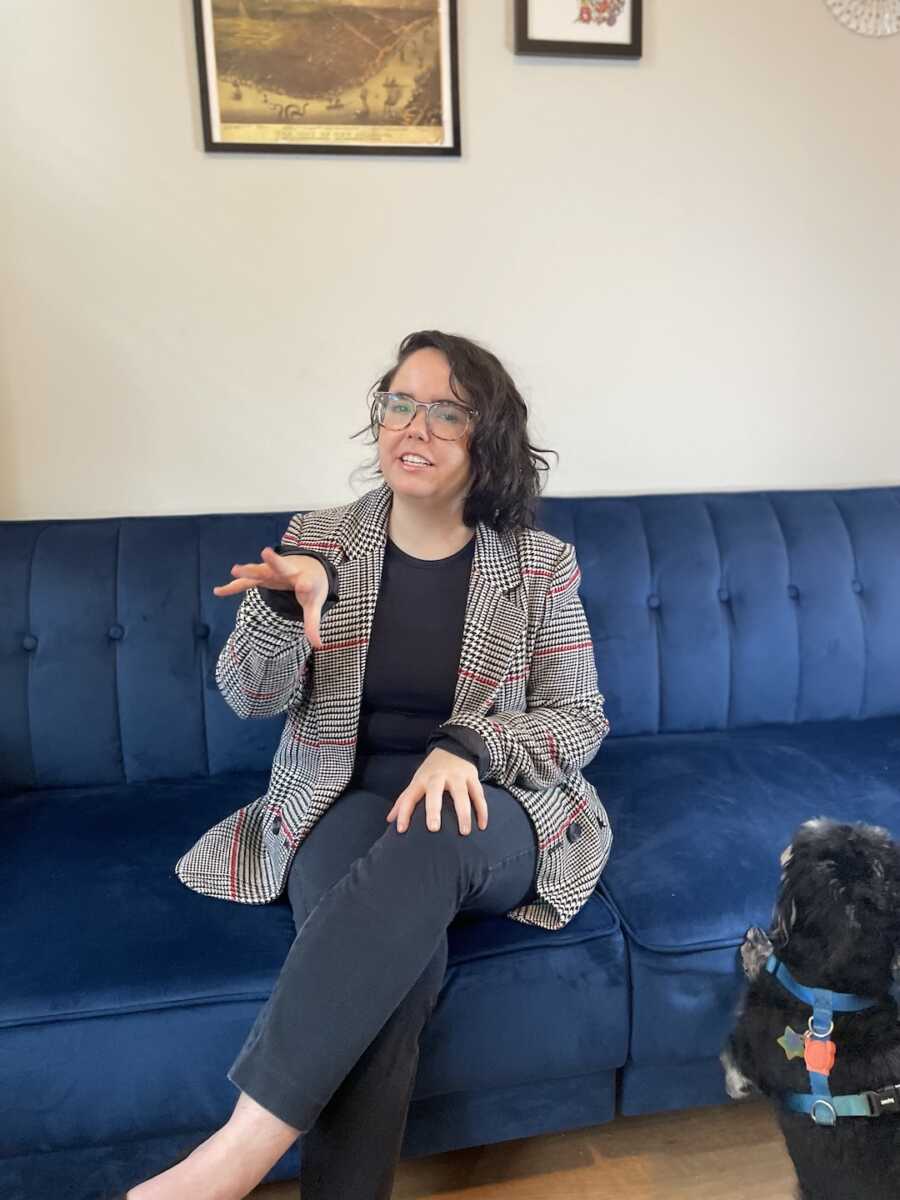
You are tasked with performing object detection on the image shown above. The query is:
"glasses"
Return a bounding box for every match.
[371,391,477,441]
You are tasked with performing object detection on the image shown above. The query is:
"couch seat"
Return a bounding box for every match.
[2,773,628,1157]
[589,716,900,951]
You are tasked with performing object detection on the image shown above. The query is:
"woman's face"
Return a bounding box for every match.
[376,347,473,513]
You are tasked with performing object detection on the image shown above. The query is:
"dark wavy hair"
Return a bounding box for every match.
[350,330,557,533]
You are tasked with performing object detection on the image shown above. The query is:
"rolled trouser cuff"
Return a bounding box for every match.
[227,1049,320,1135]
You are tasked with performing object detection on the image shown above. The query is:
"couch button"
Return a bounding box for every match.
[717,587,730,603]
[271,819,281,834]
[108,624,125,640]
[566,822,582,843]
[787,585,799,600]
[851,579,863,595]
[196,622,211,639]
[22,634,38,652]
[647,593,661,609]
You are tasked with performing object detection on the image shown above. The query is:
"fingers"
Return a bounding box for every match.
[448,778,472,835]
[212,570,325,653]
[469,777,489,831]
[387,770,489,836]
[233,559,266,576]
[425,777,444,832]
[212,549,316,606]
[260,546,293,574]
[388,782,420,833]
[212,559,268,597]
[212,577,257,596]
[302,595,324,652]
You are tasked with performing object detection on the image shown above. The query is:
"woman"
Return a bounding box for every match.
[126,331,612,1200]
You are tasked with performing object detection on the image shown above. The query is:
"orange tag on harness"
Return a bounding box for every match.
[804,1038,836,1075]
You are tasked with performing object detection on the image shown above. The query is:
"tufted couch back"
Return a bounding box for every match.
[537,487,900,736]
[2,486,899,793]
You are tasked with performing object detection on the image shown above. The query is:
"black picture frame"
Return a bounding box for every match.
[193,0,461,156]
[514,0,642,59]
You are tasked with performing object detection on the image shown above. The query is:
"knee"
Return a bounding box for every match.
[387,794,490,875]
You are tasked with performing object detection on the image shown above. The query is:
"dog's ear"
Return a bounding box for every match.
[769,896,797,952]
[768,841,798,952]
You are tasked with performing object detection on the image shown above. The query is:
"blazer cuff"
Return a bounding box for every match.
[426,726,492,777]
[257,546,339,623]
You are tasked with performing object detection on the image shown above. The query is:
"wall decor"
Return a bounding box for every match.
[823,0,900,35]
[514,0,642,58]
[193,0,460,155]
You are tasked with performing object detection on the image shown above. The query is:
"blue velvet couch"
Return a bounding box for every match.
[2,485,899,1200]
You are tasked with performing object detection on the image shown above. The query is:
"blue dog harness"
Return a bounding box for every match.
[765,954,900,1126]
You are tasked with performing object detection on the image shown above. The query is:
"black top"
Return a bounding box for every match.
[356,535,475,756]
[258,538,490,775]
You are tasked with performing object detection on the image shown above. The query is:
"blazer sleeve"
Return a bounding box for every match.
[214,513,321,720]
[434,542,610,790]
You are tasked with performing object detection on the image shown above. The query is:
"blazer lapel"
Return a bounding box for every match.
[450,521,527,719]
[312,485,391,760]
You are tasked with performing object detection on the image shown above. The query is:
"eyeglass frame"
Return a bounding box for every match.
[370,391,478,441]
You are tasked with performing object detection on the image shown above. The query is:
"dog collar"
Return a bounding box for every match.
[765,954,877,1035]
[765,954,892,1125]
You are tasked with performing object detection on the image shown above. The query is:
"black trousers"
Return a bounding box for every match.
[226,751,540,1200]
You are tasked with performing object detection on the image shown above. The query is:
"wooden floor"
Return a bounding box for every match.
[252,1099,798,1199]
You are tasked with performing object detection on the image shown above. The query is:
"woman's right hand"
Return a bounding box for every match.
[213,548,330,650]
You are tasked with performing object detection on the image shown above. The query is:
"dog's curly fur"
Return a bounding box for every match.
[721,818,900,1199]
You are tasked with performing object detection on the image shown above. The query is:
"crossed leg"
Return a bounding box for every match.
[127,762,538,1200]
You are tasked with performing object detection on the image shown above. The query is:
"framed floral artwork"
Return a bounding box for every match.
[194,0,461,155]
[514,0,642,59]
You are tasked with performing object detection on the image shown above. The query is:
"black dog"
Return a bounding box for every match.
[721,818,900,1199]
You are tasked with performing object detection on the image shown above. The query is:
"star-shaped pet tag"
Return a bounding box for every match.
[777,1026,806,1060]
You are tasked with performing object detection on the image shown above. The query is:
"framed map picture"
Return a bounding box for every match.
[193,0,461,155]
[514,0,642,59]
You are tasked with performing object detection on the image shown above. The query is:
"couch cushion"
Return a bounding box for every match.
[1,776,627,1153]
[588,716,900,951]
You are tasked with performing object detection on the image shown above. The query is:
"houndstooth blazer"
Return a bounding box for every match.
[174,482,612,931]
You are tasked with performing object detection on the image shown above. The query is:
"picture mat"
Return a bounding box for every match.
[527,0,634,46]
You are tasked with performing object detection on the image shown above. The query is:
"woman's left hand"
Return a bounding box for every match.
[387,748,489,836]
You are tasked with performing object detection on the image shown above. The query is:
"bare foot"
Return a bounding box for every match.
[126,1095,301,1200]
[124,1128,250,1200]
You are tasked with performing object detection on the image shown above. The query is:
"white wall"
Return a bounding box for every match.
[2,0,898,520]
